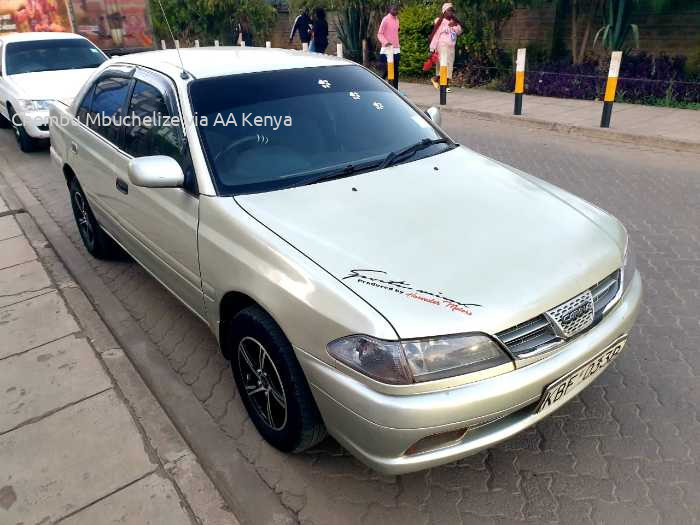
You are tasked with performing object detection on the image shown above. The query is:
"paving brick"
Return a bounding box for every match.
[0,259,52,308]
[0,290,79,359]
[0,390,155,524]
[0,235,35,269]
[0,335,110,433]
[60,473,192,525]
[6,113,700,524]
[0,215,21,240]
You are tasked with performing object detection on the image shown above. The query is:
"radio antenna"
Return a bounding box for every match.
[155,0,190,79]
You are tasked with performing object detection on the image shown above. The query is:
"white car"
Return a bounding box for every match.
[0,32,107,152]
[49,48,642,474]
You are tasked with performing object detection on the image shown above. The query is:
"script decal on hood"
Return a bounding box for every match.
[342,269,482,317]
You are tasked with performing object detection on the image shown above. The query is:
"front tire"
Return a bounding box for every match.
[8,106,38,153]
[69,178,120,259]
[230,306,327,452]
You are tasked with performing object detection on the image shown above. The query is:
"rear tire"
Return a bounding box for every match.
[8,106,38,153]
[229,306,327,452]
[69,178,120,259]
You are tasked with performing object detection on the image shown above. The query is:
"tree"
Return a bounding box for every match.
[571,0,603,63]
[150,0,276,46]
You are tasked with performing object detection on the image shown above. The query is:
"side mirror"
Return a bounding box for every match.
[128,156,184,188]
[425,106,442,126]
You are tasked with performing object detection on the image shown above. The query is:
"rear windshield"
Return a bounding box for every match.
[5,39,106,75]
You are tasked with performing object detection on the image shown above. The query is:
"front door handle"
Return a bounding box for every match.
[70,142,78,154]
[115,178,129,195]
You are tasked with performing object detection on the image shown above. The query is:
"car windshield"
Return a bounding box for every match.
[5,39,106,75]
[189,65,451,195]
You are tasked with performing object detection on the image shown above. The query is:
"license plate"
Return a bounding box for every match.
[536,335,627,414]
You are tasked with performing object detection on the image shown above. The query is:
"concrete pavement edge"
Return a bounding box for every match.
[0,165,296,525]
[421,102,700,154]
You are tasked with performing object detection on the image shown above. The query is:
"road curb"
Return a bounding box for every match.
[0,165,296,525]
[422,103,700,154]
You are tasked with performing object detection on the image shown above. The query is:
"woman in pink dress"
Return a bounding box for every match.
[429,3,463,92]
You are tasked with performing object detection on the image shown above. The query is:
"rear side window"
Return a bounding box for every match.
[88,76,131,145]
[123,80,183,166]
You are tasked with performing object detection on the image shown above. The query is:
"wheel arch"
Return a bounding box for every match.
[63,163,77,186]
[218,291,257,359]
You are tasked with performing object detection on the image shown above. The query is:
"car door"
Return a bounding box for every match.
[110,68,204,319]
[68,66,133,237]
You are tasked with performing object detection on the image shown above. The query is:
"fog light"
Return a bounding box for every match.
[404,428,468,456]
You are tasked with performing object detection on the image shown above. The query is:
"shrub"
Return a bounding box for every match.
[398,2,440,76]
[493,51,700,106]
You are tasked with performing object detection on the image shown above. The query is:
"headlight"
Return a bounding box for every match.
[17,100,51,111]
[402,334,511,382]
[327,333,511,384]
[622,238,637,293]
[327,336,412,384]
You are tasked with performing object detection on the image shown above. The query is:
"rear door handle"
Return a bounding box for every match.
[115,178,129,195]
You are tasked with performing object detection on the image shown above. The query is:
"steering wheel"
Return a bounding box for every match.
[213,135,262,165]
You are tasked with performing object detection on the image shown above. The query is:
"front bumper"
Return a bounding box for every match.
[296,271,642,475]
[16,109,50,138]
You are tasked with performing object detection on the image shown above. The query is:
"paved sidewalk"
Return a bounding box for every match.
[402,83,700,151]
[0,191,236,524]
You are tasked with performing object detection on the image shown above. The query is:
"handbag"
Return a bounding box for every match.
[422,52,439,72]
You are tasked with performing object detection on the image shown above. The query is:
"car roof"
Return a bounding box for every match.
[113,47,347,80]
[0,32,89,43]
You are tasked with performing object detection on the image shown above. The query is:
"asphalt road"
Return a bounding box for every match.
[2,114,699,525]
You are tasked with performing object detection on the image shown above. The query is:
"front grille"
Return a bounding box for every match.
[590,270,621,321]
[496,270,621,358]
[497,315,560,357]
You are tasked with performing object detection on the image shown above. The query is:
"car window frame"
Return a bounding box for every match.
[126,67,197,195]
[82,66,135,148]
[74,64,197,195]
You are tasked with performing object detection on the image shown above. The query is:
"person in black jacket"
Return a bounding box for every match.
[310,8,328,54]
[289,8,312,46]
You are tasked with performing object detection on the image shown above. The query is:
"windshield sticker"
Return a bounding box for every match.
[343,269,481,317]
[373,102,384,110]
[318,79,332,89]
[349,91,361,100]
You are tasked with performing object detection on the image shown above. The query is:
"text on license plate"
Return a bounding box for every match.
[536,335,627,414]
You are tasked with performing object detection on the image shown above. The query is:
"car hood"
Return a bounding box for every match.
[8,69,96,106]
[235,147,626,339]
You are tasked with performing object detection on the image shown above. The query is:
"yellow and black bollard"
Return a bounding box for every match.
[514,48,526,115]
[337,43,343,58]
[601,51,622,128]
[387,45,395,88]
[439,48,447,106]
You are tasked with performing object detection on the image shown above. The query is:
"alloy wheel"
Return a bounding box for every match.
[237,336,288,431]
[73,190,94,248]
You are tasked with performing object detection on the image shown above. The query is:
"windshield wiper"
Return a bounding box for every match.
[379,138,451,170]
[297,159,382,187]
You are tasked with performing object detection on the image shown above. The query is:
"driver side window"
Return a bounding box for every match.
[123,80,184,167]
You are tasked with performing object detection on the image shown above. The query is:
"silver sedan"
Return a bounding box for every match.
[49,47,641,474]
